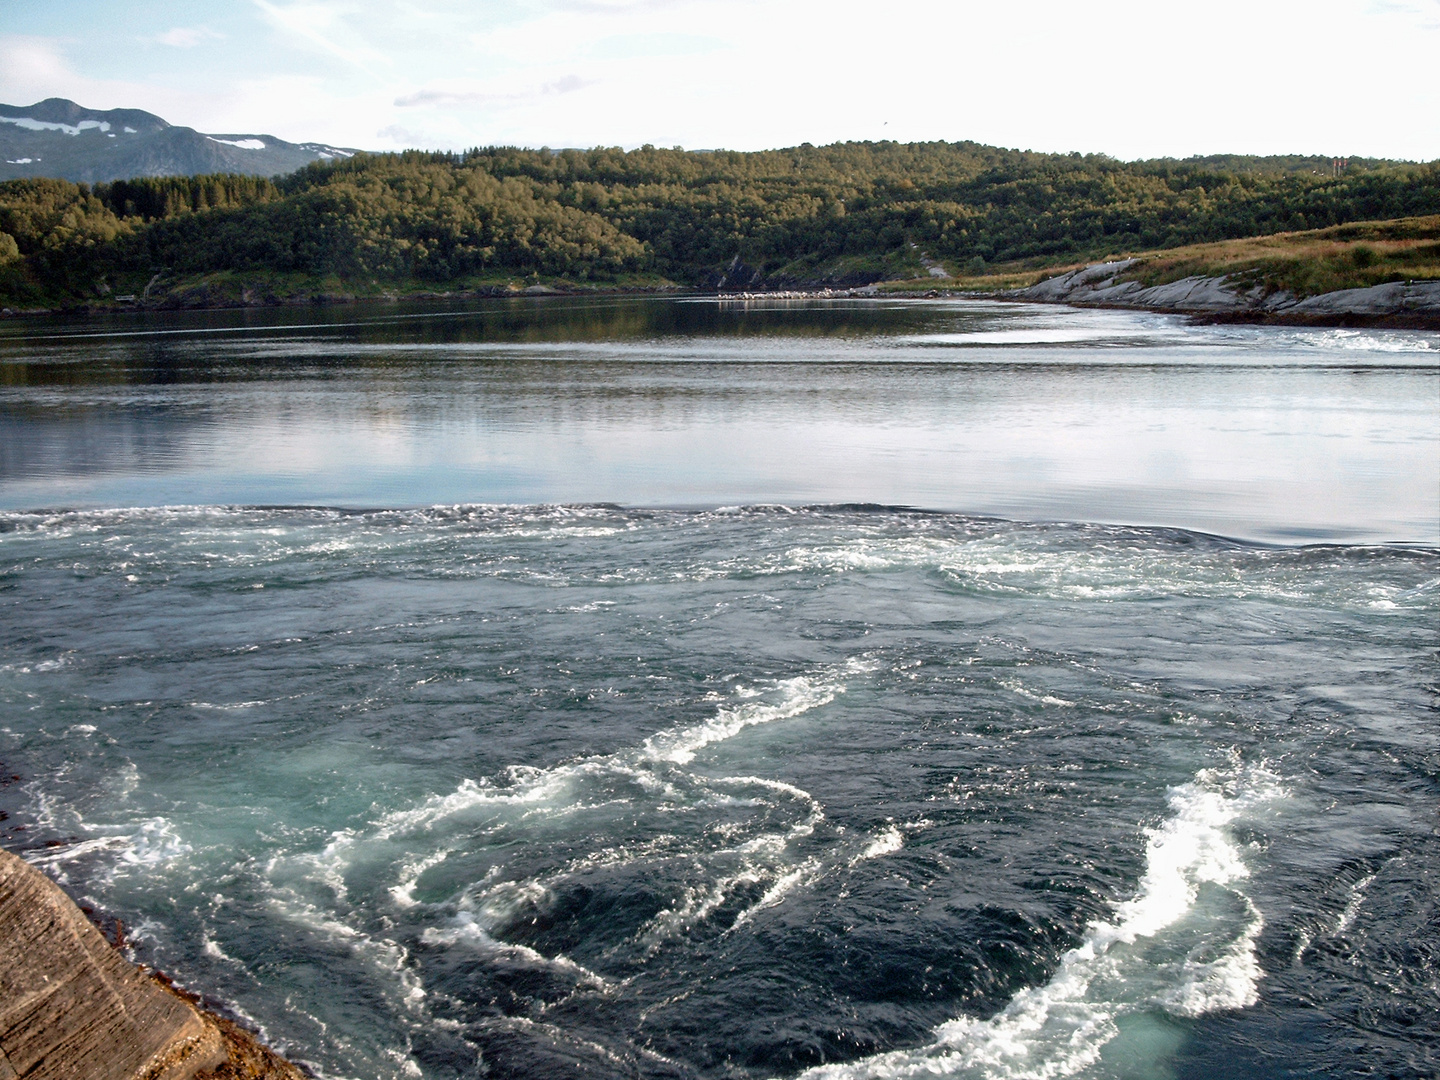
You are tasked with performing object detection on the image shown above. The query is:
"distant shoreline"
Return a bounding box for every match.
[4,277,1437,331]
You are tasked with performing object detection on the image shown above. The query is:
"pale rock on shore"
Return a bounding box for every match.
[1013,259,1440,324]
[719,287,881,300]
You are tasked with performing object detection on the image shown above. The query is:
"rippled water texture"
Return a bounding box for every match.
[1,296,1436,542]
[0,299,1436,1080]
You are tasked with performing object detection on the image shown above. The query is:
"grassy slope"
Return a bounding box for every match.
[882,215,1440,297]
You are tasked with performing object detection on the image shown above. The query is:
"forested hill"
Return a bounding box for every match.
[1,141,1438,307]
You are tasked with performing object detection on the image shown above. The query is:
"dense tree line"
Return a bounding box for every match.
[1,140,1437,303]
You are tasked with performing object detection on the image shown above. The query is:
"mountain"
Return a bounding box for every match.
[0,98,361,183]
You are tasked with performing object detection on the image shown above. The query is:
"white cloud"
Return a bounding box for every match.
[376,123,431,144]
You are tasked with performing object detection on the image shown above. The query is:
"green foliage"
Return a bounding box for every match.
[0,178,133,253]
[96,175,280,220]
[1,142,1437,306]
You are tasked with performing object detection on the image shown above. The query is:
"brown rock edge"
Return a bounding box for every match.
[158,981,305,1080]
[0,847,302,1080]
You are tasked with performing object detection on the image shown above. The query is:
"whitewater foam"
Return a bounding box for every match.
[364,668,846,850]
[854,825,905,864]
[23,814,192,884]
[795,765,1282,1080]
[419,911,611,990]
[246,666,855,995]
[643,676,842,765]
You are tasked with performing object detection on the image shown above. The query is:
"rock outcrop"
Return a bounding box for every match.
[1012,260,1440,326]
[0,847,262,1080]
[1282,279,1440,320]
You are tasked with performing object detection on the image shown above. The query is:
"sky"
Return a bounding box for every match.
[1,0,1437,161]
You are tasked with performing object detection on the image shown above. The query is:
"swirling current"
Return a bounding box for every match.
[1,505,1435,1079]
[0,297,1436,1080]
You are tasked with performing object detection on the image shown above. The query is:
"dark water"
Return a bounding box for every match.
[0,298,1436,1080]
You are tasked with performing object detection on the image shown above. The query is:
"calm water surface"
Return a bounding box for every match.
[0,297,1435,1080]
[1,295,1435,541]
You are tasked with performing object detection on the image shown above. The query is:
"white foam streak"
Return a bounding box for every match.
[1092,781,1253,950]
[730,857,825,930]
[797,768,1281,1080]
[637,870,761,948]
[366,674,840,847]
[365,673,850,979]
[389,849,453,908]
[202,933,239,964]
[23,835,129,868]
[264,889,428,1012]
[1157,894,1265,1017]
[855,826,904,864]
[252,667,850,996]
[643,676,841,764]
[420,913,610,989]
[1335,873,1375,934]
[999,679,1075,709]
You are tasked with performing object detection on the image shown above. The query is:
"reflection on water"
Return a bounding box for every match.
[1,295,1436,542]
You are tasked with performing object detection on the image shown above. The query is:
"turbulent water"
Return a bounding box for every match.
[0,298,1436,1080]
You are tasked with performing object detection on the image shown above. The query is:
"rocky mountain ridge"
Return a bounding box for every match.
[0,98,360,183]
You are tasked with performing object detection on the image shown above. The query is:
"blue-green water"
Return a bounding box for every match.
[0,298,1436,1079]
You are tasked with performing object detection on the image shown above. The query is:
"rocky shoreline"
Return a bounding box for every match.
[1005,259,1440,329]
[3,268,1438,329]
[0,847,303,1080]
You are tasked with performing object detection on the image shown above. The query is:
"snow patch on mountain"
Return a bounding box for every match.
[2,116,110,136]
[207,136,267,150]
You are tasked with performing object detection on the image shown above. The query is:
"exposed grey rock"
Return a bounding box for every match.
[1287,280,1440,317]
[0,847,226,1080]
[1016,260,1139,302]
[1013,260,1440,323]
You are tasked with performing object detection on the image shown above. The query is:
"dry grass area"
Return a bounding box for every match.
[879,265,1079,293]
[881,215,1440,299]
[1124,215,1440,297]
